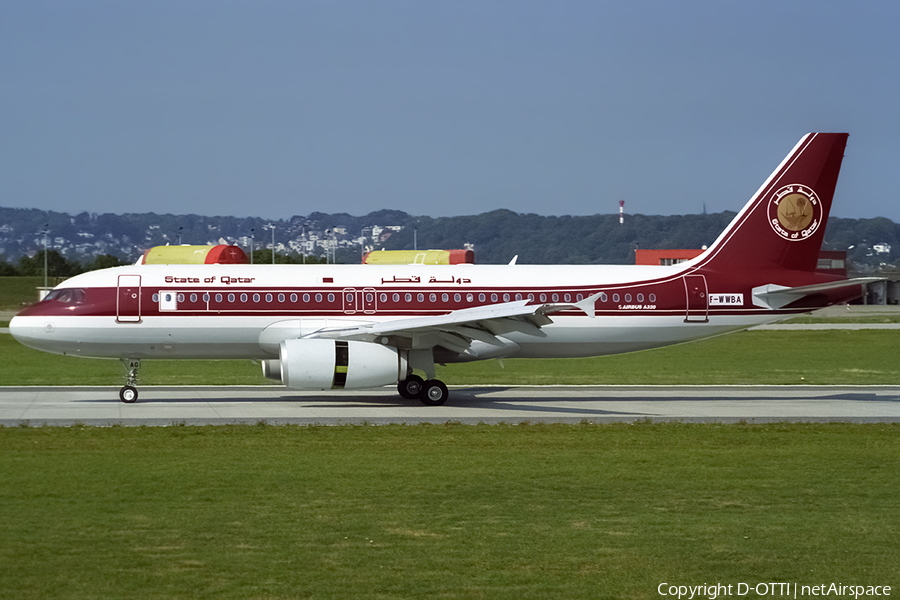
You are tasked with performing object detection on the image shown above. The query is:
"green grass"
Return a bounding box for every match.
[2,330,899,387]
[0,423,897,599]
[436,330,900,386]
[0,276,48,311]
[785,315,900,324]
[0,334,270,386]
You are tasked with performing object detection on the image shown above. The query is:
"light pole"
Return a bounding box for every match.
[43,223,49,290]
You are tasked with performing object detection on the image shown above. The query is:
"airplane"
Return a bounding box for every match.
[10,133,879,405]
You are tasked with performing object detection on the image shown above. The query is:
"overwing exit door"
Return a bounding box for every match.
[117,274,142,323]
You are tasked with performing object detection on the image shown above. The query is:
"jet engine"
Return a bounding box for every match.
[264,338,407,390]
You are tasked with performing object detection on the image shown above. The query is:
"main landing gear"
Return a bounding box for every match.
[398,375,449,406]
[119,358,141,403]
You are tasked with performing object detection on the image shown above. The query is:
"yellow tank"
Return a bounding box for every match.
[141,245,248,265]
[362,249,474,265]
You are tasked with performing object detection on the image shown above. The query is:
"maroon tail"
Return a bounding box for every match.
[697,133,848,275]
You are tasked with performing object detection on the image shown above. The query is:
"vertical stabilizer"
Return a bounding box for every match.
[697,133,848,274]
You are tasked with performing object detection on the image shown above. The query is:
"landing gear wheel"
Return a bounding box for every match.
[398,374,425,400]
[119,385,138,404]
[418,379,449,406]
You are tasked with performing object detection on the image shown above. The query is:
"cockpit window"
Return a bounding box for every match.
[44,289,85,304]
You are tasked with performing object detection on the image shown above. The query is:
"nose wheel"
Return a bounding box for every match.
[119,385,138,403]
[119,358,141,403]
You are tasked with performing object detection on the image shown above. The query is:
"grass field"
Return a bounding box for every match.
[2,329,898,387]
[0,276,54,311]
[0,423,897,599]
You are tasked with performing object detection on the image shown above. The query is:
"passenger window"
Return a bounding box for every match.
[466,293,474,302]
[503,293,510,302]
[515,293,522,301]
[417,293,424,302]
[215,294,223,302]
[393,293,400,302]
[227,294,235,303]
[454,293,461,302]
[315,293,322,302]
[625,293,632,302]
[366,293,374,302]
[576,293,583,301]
[430,293,437,302]
[478,293,485,302]
[405,293,412,302]
[491,293,498,302]
[190,293,197,302]
[203,293,210,302]
[649,293,657,302]
[613,293,620,302]
[637,293,644,302]
[303,293,310,303]
[278,293,285,302]
[540,293,547,302]
[240,293,248,302]
[152,293,159,303]
[600,292,607,302]
[290,294,297,302]
[552,293,559,302]
[564,293,571,302]
[441,293,449,302]
[527,293,534,301]
[266,294,273,303]
[327,293,335,303]
[381,293,388,302]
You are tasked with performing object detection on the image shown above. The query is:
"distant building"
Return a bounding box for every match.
[636,248,849,278]
[635,249,704,266]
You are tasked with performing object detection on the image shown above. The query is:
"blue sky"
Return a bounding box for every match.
[2,1,898,222]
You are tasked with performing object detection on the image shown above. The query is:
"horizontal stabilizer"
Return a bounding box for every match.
[752,278,884,310]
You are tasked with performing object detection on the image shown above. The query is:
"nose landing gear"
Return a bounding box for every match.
[119,358,141,403]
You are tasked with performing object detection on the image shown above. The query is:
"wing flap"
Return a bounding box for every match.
[304,294,601,353]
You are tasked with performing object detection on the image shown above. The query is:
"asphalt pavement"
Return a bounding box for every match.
[1,384,897,426]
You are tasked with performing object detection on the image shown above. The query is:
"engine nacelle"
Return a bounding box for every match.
[276,339,407,390]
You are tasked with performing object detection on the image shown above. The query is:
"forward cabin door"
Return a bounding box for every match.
[683,274,709,323]
[117,274,142,323]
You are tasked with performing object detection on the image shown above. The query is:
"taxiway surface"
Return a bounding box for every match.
[1,385,898,426]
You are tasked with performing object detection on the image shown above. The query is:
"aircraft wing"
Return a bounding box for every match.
[303,293,600,355]
[751,278,884,310]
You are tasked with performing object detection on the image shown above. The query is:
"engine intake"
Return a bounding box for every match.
[270,339,407,390]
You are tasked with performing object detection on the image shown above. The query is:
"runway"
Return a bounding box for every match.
[1,384,898,426]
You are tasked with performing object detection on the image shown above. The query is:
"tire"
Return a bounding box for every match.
[119,385,138,403]
[398,374,425,400]
[418,380,448,406]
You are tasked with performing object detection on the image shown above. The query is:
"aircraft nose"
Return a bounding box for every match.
[9,315,54,352]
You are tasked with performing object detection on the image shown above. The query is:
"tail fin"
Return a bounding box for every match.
[697,133,848,273]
